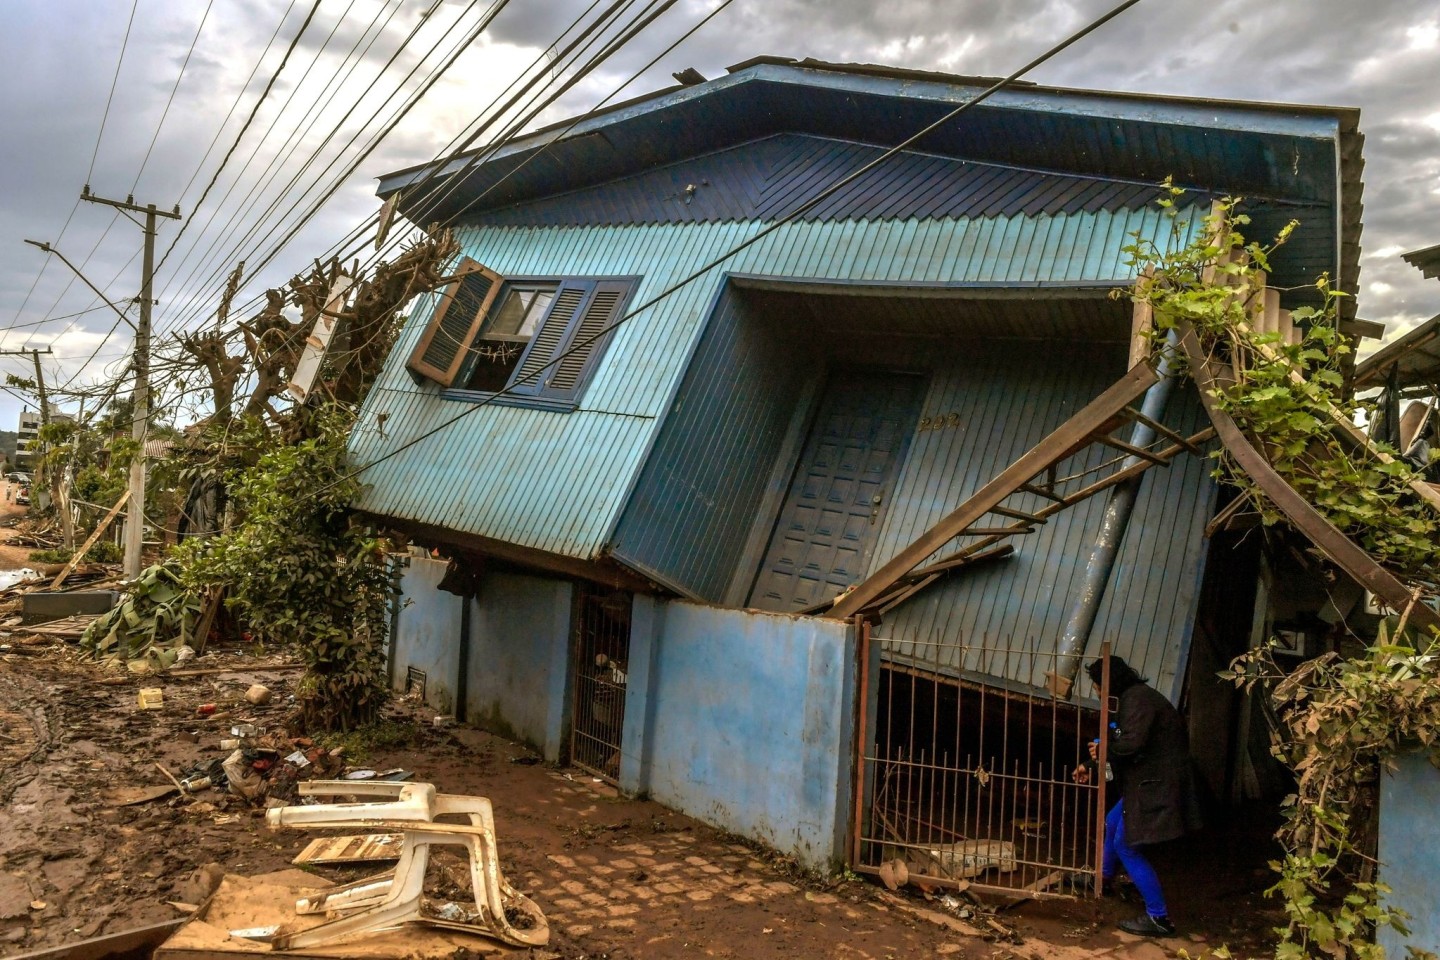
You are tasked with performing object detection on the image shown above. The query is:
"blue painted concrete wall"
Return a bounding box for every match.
[1378,750,1440,957]
[467,571,573,761]
[391,554,463,714]
[619,601,858,871]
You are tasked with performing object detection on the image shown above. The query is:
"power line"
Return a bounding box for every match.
[87,0,140,184]
[316,0,1150,503]
[156,0,325,275]
[132,0,217,193]
[161,0,650,342]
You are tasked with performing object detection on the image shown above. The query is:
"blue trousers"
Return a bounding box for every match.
[1103,800,1168,918]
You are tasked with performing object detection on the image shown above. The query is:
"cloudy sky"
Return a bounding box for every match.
[0,0,1436,429]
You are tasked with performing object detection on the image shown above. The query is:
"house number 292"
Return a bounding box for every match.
[918,413,962,432]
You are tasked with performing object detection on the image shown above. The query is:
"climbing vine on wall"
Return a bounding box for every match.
[1127,189,1440,960]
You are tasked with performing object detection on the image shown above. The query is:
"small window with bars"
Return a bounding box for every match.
[408,262,633,405]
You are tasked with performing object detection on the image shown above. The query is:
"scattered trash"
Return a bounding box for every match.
[103,784,179,806]
[228,925,280,943]
[344,769,378,780]
[230,723,257,738]
[244,684,271,705]
[432,714,456,728]
[180,775,213,792]
[509,755,541,766]
[196,703,217,716]
[284,750,310,768]
[29,900,45,911]
[174,644,196,664]
[137,687,164,710]
[0,568,40,591]
[221,749,266,800]
[433,901,472,922]
[219,738,242,750]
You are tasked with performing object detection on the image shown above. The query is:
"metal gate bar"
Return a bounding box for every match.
[570,585,632,783]
[852,625,1110,898]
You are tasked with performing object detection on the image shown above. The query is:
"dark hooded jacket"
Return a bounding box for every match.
[1091,657,1202,846]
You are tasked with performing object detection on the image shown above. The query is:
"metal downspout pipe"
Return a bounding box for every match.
[1049,329,1182,699]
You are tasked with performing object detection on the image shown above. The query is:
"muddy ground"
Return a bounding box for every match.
[0,636,1289,960]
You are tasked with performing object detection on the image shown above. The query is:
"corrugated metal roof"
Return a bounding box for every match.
[1403,244,1440,282]
[379,58,1358,324]
[475,135,1177,229]
[351,207,1198,558]
[1353,312,1440,390]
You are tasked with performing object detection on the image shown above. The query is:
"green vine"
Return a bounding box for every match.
[174,408,395,731]
[1127,189,1440,960]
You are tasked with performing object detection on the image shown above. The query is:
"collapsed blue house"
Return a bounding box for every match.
[349,58,1365,878]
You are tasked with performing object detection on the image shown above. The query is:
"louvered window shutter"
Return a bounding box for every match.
[509,279,630,400]
[543,280,628,400]
[510,282,591,395]
[407,258,503,385]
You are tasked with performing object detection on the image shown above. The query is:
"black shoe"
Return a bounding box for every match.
[1119,914,1176,937]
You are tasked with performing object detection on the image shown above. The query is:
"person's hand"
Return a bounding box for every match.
[1072,765,1091,785]
[1087,740,1099,762]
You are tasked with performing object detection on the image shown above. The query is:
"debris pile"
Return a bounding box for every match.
[82,563,201,663]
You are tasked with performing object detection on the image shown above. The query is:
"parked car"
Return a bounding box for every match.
[14,486,30,505]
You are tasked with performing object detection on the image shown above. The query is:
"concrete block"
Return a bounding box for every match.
[22,590,118,624]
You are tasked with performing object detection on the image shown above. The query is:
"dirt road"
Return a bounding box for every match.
[0,484,34,570]
[0,643,1279,959]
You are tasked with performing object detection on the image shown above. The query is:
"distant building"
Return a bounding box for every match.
[14,405,73,474]
[14,409,41,473]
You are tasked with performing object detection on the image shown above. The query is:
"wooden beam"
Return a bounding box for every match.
[1181,328,1440,633]
[51,489,130,589]
[1120,407,1207,454]
[1091,434,1168,464]
[828,363,1160,619]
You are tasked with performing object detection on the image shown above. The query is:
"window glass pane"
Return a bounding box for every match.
[517,291,553,338]
[487,289,529,337]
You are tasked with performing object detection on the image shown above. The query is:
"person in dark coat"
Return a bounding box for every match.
[1074,654,1201,937]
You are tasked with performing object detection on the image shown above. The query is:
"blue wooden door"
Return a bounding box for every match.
[749,373,925,612]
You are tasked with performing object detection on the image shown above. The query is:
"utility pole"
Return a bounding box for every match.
[0,347,68,544]
[81,187,181,578]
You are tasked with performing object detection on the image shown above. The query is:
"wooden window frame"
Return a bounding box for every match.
[444,276,636,407]
[407,258,504,386]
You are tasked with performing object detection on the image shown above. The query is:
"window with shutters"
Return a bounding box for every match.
[406,258,504,386]
[443,276,634,409]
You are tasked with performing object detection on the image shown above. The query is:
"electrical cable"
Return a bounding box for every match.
[151,0,472,339]
[155,0,325,274]
[132,0,217,193]
[310,0,1150,503]
[160,0,652,342]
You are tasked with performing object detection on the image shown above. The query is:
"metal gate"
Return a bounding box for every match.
[570,584,633,783]
[853,626,1111,898]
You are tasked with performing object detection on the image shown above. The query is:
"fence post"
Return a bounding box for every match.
[851,616,871,867]
[1093,639,1112,898]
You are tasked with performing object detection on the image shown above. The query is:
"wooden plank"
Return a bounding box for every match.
[1128,287,1153,369]
[1121,406,1207,454]
[51,490,130,589]
[1091,434,1168,464]
[1181,328,1440,633]
[27,614,99,638]
[190,586,225,655]
[5,920,185,960]
[828,362,1160,619]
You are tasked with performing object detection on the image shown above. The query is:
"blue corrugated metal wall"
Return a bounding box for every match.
[610,285,808,598]
[612,294,1212,695]
[351,205,1198,558]
[872,342,1215,700]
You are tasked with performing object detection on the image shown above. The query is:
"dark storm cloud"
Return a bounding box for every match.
[0,0,1436,427]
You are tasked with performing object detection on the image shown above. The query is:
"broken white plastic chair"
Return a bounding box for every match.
[265,781,548,949]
